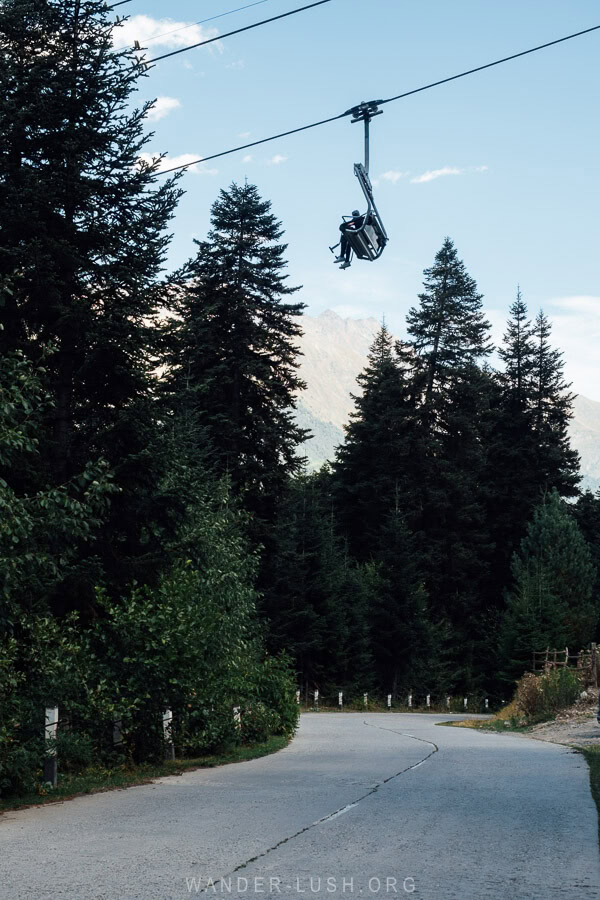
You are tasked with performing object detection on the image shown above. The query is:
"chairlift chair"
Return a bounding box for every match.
[331,100,388,268]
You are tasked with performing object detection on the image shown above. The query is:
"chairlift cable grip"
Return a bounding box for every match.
[349,100,383,176]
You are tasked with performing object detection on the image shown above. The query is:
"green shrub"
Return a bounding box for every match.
[54,732,96,775]
[540,667,581,713]
[252,655,299,738]
[241,701,280,744]
[515,667,581,720]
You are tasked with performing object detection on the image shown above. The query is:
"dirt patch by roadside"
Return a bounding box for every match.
[528,701,600,748]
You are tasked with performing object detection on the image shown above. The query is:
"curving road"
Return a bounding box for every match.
[1,713,599,899]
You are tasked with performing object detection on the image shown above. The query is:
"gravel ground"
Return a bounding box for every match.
[1,713,598,900]
[528,701,600,748]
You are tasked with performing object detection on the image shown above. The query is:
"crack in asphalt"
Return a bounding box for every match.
[194,717,438,894]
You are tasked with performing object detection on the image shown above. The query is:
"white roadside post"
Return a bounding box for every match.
[426,694,431,708]
[314,689,319,710]
[485,698,489,710]
[233,706,242,729]
[464,697,468,710]
[163,709,175,761]
[408,693,412,709]
[446,696,451,709]
[113,719,123,749]
[44,707,58,788]
[363,693,368,709]
[296,690,300,705]
[338,691,343,710]
[387,694,392,710]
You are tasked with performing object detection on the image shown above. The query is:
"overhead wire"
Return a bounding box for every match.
[155,22,600,175]
[133,0,275,47]
[378,22,600,106]
[142,0,333,65]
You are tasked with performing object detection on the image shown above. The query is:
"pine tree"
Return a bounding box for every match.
[262,472,373,695]
[486,290,539,606]
[0,0,182,602]
[500,490,598,681]
[368,509,433,697]
[531,310,580,496]
[332,324,427,561]
[165,182,307,523]
[403,239,495,689]
[405,236,492,417]
[572,490,600,628]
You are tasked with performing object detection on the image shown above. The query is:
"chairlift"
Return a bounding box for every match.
[330,100,388,269]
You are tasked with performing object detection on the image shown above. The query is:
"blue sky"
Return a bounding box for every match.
[118,0,600,398]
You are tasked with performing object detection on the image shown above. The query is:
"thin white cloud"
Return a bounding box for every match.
[411,166,462,184]
[137,152,218,175]
[242,155,253,163]
[238,131,251,139]
[147,96,181,122]
[114,15,220,55]
[268,154,288,165]
[380,170,409,183]
[226,59,245,70]
[410,165,488,184]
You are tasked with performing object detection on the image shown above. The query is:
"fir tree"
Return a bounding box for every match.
[486,297,581,626]
[531,310,580,496]
[572,489,600,627]
[0,0,182,602]
[262,472,373,695]
[332,324,426,561]
[405,236,492,416]
[486,290,539,607]
[500,490,598,681]
[165,182,307,522]
[404,240,494,689]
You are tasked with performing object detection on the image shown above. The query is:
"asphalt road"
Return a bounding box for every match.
[1,713,599,899]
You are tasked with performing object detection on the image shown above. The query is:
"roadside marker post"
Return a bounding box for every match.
[338,691,343,710]
[43,707,58,788]
[464,697,468,710]
[408,693,412,708]
[387,694,392,709]
[163,709,175,761]
[426,694,431,708]
[446,696,451,709]
[314,689,319,710]
[113,719,123,749]
[363,693,368,709]
[296,690,300,705]
[485,698,489,710]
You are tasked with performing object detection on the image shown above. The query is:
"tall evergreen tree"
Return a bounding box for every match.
[499,490,598,682]
[404,239,495,689]
[531,310,580,496]
[165,182,307,523]
[405,236,492,416]
[486,290,539,606]
[262,472,373,695]
[0,0,182,604]
[572,489,600,630]
[332,324,425,561]
[329,325,435,693]
[486,296,580,623]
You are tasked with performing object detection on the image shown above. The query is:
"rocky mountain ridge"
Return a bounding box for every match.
[295,309,600,493]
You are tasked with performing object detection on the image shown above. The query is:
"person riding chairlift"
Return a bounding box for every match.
[334,209,364,268]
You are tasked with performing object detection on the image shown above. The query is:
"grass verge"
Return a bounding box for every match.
[581,746,600,840]
[0,734,289,815]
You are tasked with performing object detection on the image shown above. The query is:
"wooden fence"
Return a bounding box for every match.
[532,643,598,687]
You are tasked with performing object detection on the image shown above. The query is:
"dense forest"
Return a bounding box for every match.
[1,0,600,795]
